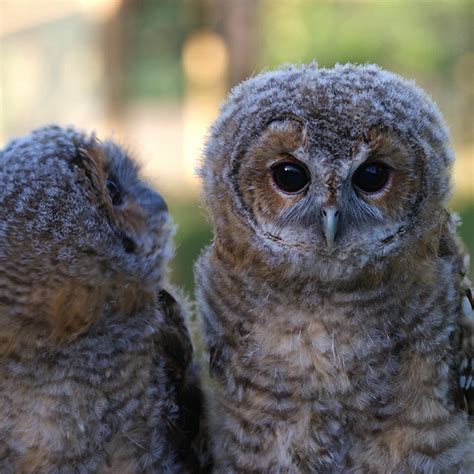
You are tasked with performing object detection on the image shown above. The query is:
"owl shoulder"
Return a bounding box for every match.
[438,212,473,417]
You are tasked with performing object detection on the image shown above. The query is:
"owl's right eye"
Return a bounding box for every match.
[271,162,310,194]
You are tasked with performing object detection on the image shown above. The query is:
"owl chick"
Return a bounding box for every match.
[0,125,203,473]
[196,64,474,473]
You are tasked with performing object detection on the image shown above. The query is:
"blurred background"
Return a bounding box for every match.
[0,0,473,294]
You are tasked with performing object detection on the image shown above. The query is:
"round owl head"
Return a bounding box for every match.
[201,64,454,282]
[0,125,172,342]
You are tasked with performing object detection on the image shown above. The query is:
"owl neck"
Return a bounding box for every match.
[208,235,448,334]
[211,236,398,294]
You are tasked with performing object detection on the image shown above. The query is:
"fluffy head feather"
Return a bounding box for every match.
[0,125,172,345]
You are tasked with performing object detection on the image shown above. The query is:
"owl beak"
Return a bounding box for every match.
[322,206,339,249]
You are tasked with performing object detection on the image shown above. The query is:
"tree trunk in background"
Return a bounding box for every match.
[101,0,134,129]
[209,0,260,87]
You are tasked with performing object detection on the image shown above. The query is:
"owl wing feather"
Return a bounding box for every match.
[439,213,474,418]
[457,283,473,418]
[153,290,211,472]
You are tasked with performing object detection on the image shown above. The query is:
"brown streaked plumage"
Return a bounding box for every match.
[196,64,473,472]
[0,125,205,472]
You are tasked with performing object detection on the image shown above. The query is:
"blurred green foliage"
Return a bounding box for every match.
[169,199,474,295]
[127,1,472,97]
[126,0,200,99]
[168,198,212,294]
[260,0,472,78]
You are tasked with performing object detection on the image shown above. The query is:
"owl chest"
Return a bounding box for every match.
[236,307,371,399]
[222,303,400,470]
[223,307,381,470]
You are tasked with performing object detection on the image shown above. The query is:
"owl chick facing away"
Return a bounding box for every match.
[0,126,203,473]
[196,64,474,473]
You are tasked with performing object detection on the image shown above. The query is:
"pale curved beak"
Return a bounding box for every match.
[322,206,339,249]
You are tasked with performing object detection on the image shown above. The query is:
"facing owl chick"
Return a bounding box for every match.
[196,64,474,473]
[0,125,203,473]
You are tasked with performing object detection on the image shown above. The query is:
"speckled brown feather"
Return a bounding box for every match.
[0,125,204,473]
[196,64,473,472]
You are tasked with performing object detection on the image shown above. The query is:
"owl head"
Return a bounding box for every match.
[201,64,454,283]
[0,125,172,344]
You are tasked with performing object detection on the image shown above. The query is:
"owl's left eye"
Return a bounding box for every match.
[352,162,390,194]
[106,178,123,206]
[272,162,310,194]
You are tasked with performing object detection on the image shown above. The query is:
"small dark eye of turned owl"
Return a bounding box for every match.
[120,233,137,254]
[106,177,124,206]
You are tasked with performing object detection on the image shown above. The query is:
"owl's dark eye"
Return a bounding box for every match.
[106,178,123,206]
[272,162,310,194]
[352,162,390,194]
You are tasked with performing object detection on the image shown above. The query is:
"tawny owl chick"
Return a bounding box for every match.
[196,64,474,473]
[0,125,203,473]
